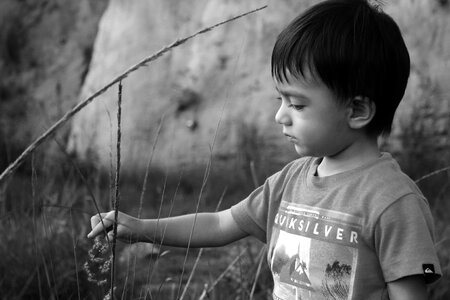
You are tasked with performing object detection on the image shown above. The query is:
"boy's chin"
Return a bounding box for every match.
[294,145,311,157]
[293,144,322,158]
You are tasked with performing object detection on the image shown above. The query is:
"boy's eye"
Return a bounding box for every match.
[275,96,304,110]
[288,104,305,111]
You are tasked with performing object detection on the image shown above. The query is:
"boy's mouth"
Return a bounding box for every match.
[284,133,297,142]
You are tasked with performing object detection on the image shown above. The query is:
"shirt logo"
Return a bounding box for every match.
[423,264,435,275]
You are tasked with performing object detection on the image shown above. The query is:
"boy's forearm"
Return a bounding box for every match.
[138,212,233,248]
[387,275,428,300]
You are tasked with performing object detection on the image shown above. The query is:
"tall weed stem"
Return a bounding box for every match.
[110,81,123,299]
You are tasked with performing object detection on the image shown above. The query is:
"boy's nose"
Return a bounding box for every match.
[275,103,292,125]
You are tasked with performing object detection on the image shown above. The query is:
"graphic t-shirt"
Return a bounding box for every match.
[231,153,441,300]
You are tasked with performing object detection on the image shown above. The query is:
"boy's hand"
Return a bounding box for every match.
[87,211,143,243]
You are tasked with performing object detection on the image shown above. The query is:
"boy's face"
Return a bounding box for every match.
[274,71,354,158]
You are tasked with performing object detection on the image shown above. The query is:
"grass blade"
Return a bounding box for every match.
[249,246,266,300]
[31,154,44,300]
[70,210,82,300]
[414,165,450,184]
[179,187,227,300]
[52,137,111,246]
[138,115,164,218]
[200,248,248,299]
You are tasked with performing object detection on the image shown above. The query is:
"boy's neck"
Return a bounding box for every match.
[316,135,380,177]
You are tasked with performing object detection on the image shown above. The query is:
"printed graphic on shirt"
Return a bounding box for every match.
[270,202,362,300]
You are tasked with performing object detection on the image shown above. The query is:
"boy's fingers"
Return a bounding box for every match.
[88,211,115,238]
[88,220,111,239]
[90,212,108,229]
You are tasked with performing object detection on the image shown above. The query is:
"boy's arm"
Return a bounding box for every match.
[387,275,428,300]
[88,209,248,248]
[141,209,248,247]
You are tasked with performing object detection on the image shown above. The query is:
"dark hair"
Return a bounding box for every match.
[271,0,410,135]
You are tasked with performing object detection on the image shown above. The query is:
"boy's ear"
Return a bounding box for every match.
[347,96,376,129]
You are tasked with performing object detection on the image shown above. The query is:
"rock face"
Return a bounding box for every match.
[383,0,450,178]
[0,0,108,170]
[67,0,310,179]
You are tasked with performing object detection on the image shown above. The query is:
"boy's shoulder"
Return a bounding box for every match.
[357,152,424,199]
[341,153,429,217]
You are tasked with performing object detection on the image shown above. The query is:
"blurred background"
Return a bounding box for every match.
[0,0,449,299]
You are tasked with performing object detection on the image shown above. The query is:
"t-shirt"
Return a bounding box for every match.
[231,153,442,300]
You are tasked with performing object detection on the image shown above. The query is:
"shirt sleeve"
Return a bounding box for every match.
[230,160,300,243]
[374,193,442,284]
[230,183,270,243]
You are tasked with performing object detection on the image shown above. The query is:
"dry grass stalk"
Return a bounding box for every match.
[175,156,213,298]
[101,102,115,211]
[144,171,169,289]
[138,124,173,298]
[70,210,82,300]
[121,241,133,300]
[198,248,248,300]
[179,187,228,300]
[0,5,267,186]
[414,165,450,184]
[138,115,165,218]
[16,268,39,299]
[177,24,245,294]
[249,245,267,300]
[175,87,229,299]
[52,138,111,244]
[31,154,44,299]
[142,170,183,299]
[41,211,59,299]
[250,160,259,188]
[110,81,123,299]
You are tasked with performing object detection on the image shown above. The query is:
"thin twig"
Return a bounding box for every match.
[52,138,111,246]
[39,251,53,299]
[177,16,248,296]
[31,154,44,300]
[138,115,165,218]
[144,169,184,297]
[175,152,212,298]
[15,267,38,300]
[110,81,123,299]
[70,209,82,300]
[102,101,115,211]
[143,170,169,299]
[249,246,266,300]
[414,165,450,184]
[0,5,267,186]
[176,95,227,299]
[178,16,249,297]
[179,187,228,300]
[121,239,132,300]
[250,160,259,188]
[201,248,248,298]
[41,210,59,300]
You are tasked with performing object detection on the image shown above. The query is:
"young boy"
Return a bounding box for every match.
[88,0,442,299]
